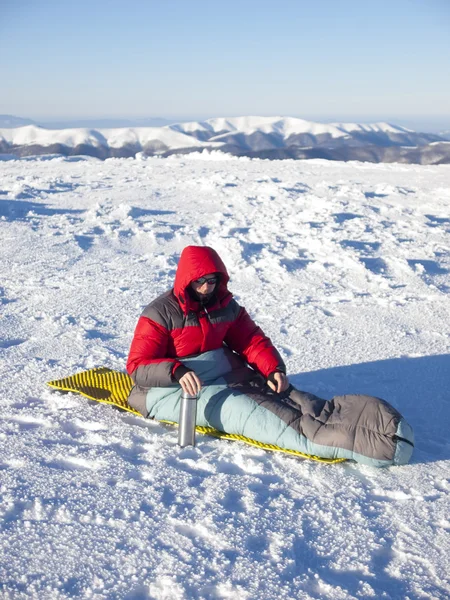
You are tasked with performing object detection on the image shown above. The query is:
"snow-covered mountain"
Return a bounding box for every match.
[173,116,437,150]
[0,116,448,164]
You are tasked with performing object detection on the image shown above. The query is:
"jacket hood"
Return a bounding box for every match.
[174,246,230,313]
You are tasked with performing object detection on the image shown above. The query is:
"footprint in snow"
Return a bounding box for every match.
[425,214,450,228]
[332,212,363,223]
[74,234,94,251]
[218,489,246,513]
[407,259,449,292]
[7,415,50,431]
[0,338,26,349]
[360,257,390,277]
[166,455,213,478]
[198,225,210,238]
[44,456,104,471]
[364,191,389,199]
[340,240,381,255]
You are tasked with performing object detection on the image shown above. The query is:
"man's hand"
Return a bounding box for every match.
[179,371,202,396]
[267,371,289,393]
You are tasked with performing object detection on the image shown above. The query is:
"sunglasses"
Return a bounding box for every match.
[194,276,219,286]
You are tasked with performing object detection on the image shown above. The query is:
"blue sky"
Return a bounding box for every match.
[1,0,449,128]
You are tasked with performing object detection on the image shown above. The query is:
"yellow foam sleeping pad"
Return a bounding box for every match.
[47,367,346,464]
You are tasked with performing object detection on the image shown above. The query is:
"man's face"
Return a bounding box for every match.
[191,274,218,299]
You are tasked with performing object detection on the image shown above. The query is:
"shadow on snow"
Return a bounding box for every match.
[0,199,85,222]
[291,353,450,465]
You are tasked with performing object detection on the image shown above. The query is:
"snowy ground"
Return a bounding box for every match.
[0,153,449,599]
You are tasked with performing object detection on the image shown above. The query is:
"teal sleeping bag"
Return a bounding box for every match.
[144,348,414,467]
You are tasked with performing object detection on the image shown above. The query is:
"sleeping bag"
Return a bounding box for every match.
[137,346,414,467]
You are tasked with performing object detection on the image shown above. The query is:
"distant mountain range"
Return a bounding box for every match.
[0,114,176,129]
[1,115,450,165]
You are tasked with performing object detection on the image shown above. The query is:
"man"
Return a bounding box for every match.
[125,245,414,467]
[126,245,289,415]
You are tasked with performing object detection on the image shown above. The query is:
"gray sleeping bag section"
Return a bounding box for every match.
[144,348,414,467]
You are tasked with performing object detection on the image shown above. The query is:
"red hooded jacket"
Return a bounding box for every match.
[126,246,285,391]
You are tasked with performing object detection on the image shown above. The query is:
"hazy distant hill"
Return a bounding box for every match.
[0,115,179,129]
[0,115,36,128]
[1,116,449,164]
[39,117,178,129]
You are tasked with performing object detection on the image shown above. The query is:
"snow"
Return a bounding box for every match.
[0,125,109,148]
[100,128,217,150]
[202,117,347,140]
[181,117,407,138]
[0,126,218,152]
[1,154,449,599]
[196,116,282,133]
[331,122,413,135]
[0,117,417,152]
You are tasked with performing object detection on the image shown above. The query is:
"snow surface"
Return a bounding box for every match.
[0,154,449,599]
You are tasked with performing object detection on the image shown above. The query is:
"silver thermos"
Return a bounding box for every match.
[178,390,198,447]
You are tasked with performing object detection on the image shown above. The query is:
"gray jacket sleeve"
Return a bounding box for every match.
[131,361,176,388]
[127,294,183,389]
